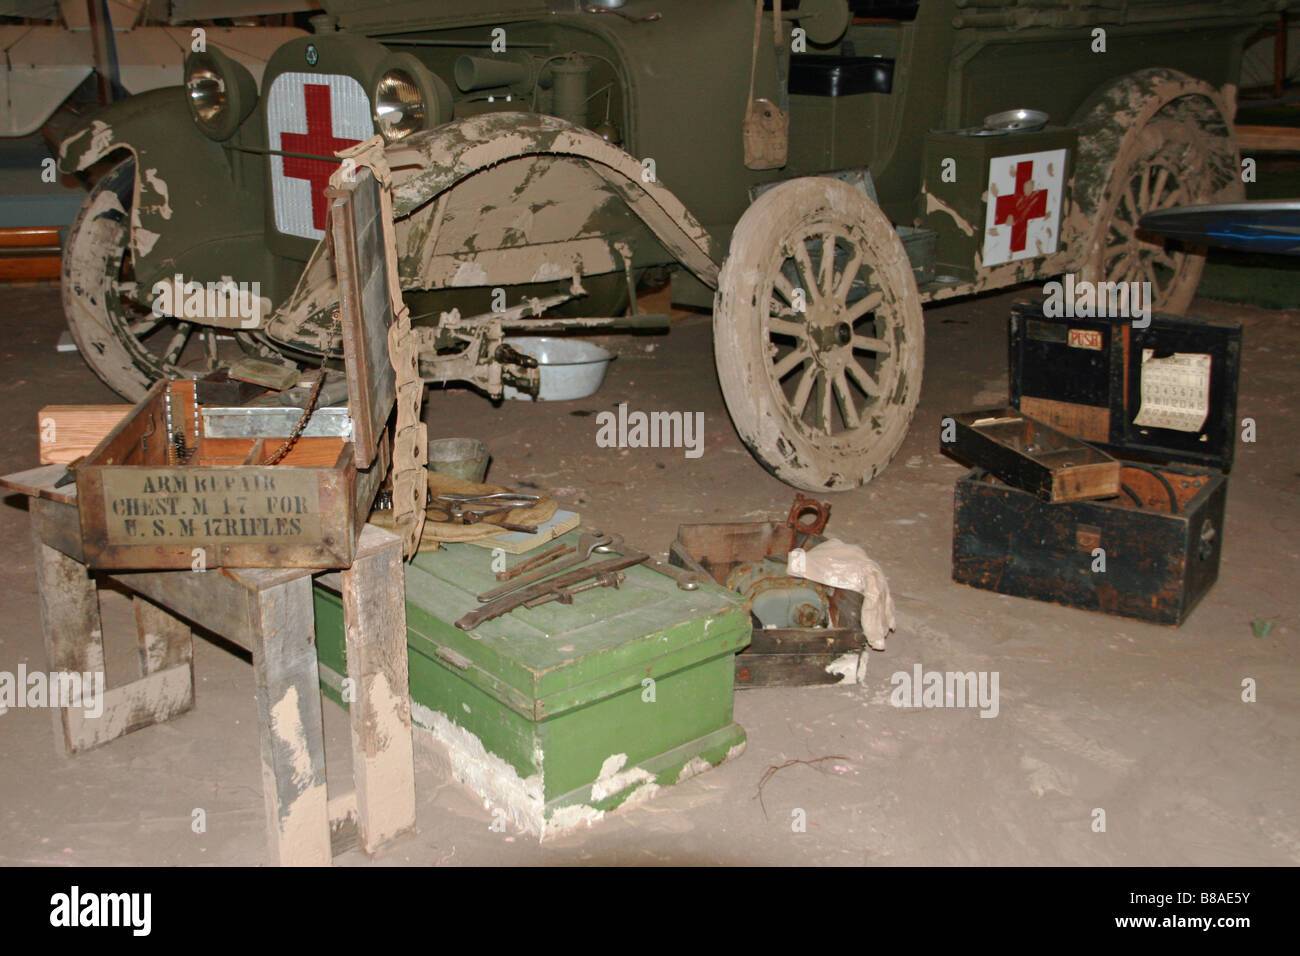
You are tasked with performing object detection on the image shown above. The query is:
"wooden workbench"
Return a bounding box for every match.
[1,464,416,866]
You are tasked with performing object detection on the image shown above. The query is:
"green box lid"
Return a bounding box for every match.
[402,530,751,720]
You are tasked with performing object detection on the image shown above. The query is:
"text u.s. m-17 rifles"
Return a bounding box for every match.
[99,468,322,543]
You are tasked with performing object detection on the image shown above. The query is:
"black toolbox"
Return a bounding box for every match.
[948,301,1241,626]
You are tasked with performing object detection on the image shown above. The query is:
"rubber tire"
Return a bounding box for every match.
[61,159,162,400]
[1070,71,1242,314]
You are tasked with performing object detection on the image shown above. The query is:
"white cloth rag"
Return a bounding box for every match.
[788,538,895,650]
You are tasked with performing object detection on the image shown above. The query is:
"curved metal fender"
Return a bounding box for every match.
[57,88,273,294]
[384,111,722,289]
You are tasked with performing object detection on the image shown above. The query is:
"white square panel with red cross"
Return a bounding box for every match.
[266,71,372,240]
[981,149,1067,267]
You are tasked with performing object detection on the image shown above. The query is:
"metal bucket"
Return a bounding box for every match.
[428,438,490,482]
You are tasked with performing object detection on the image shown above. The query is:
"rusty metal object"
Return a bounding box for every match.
[458,551,648,631]
[495,542,575,581]
[476,531,615,602]
[672,517,865,688]
[522,570,626,609]
[785,493,831,543]
[593,538,701,590]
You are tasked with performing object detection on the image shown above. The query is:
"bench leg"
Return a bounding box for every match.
[134,595,194,676]
[249,576,331,867]
[33,538,105,754]
[341,527,415,854]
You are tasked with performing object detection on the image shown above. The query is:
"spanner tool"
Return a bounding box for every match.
[594,540,703,590]
[475,531,616,603]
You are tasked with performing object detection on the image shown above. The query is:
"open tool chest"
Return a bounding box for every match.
[74,378,384,570]
[671,497,868,687]
[312,528,751,838]
[948,303,1240,626]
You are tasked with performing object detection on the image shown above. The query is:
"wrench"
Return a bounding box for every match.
[522,571,625,609]
[495,543,574,581]
[476,531,617,603]
[594,541,702,590]
[459,552,644,630]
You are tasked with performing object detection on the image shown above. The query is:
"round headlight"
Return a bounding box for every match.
[184,47,257,141]
[373,68,425,142]
[371,54,452,143]
[187,64,227,126]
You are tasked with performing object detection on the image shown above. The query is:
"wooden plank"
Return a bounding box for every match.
[1235,124,1300,152]
[0,463,79,505]
[340,524,415,853]
[1018,396,1110,445]
[248,574,331,866]
[327,791,360,856]
[0,226,60,248]
[30,495,85,563]
[111,565,309,655]
[31,524,104,754]
[329,168,397,469]
[227,357,300,391]
[0,257,62,281]
[950,408,1121,502]
[735,653,856,688]
[134,595,194,675]
[746,626,863,655]
[62,665,194,753]
[37,405,131,465]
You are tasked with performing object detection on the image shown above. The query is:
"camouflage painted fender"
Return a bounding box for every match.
[58,88,275,297]
[1065,67,1244,312]
[268,111,722,351]
[385,112,721,291]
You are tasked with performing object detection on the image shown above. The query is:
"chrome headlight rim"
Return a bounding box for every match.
[373,67,425,142]
[184,48,256,141]
[187,62,227,127]
[371,53,451,143]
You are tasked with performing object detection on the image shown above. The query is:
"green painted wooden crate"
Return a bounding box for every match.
[313,529,751,838]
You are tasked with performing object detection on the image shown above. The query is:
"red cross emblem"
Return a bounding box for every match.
[280,84,362,231]
[993,160,1049,254]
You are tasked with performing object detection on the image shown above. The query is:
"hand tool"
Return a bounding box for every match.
[458,552,645,630]
[53,456,84,489]
[427,500,539,534]
[436,497,534,520]
[495,543,574,581]
[437,493,540,504]
[475,532,615,603]
[594,540,703,590]
[522,571,625,609]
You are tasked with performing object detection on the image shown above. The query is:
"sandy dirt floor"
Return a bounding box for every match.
[0,281,1295,866]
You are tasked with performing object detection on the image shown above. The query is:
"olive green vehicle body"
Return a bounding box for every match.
[58,0,1271,330]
